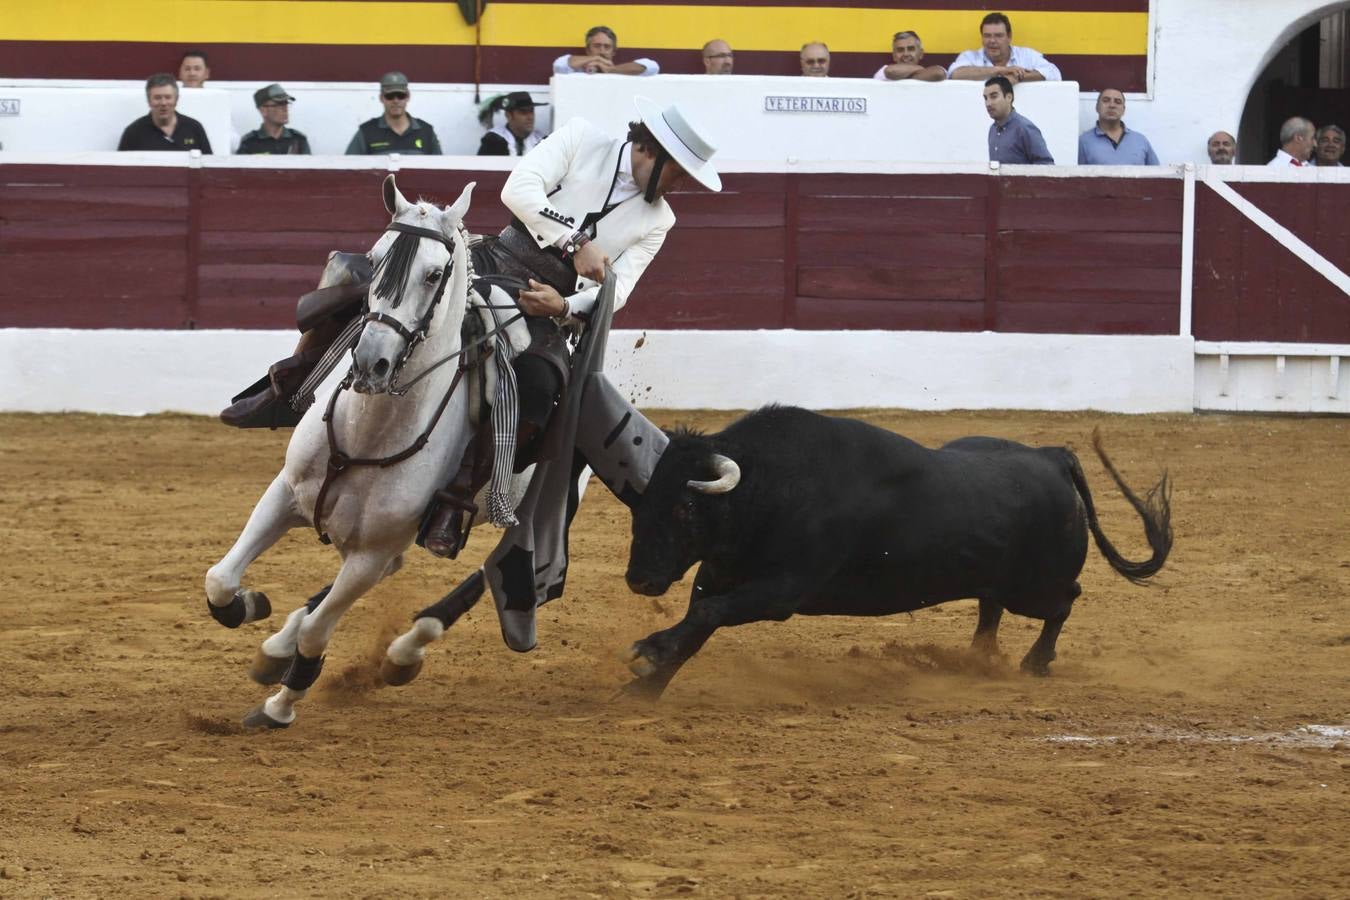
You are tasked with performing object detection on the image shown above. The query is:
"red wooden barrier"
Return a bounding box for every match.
[15,164,1346,343]
[1192,181,1350,343]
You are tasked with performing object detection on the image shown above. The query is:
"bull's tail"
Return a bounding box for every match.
[1066,428,1173,586]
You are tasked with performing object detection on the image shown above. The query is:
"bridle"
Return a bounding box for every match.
[361,220,457,391]
[312,215,523,543]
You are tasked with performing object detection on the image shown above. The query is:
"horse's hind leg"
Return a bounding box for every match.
[244,549,392,728]
[205,474,303,628]
[252,555,405,685]
[382,567,486,685]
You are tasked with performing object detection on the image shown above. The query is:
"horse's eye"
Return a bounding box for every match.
[425,269,443,285]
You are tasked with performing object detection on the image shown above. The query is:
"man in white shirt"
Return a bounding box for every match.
[873,31,947,82]
[948,12,1061,83]
[1267,117,1315,167]
[553,25,658,77]
[420,98,722,557]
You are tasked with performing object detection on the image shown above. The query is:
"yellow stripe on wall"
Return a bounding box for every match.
[3,3,1149,55]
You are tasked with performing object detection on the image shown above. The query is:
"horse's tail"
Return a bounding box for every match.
[1065,428,1173,586]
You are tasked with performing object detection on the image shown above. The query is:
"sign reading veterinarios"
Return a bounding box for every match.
[764,96,867,114]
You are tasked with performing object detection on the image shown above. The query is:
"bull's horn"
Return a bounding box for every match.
[688,454,741,494]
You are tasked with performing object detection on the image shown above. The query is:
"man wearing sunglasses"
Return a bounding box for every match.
[346,72,442,155]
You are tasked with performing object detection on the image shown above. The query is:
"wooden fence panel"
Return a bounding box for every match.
[1192,181,1350,343]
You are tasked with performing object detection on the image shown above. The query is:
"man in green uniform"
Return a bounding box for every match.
[346,72,442,155]
[237,84,311,155]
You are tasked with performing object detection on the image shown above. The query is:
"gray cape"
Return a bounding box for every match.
[484,270,669,650]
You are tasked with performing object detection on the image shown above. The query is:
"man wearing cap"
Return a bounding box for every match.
[238,84,311,155]
[477,92,548,156]
[346,72,442,155]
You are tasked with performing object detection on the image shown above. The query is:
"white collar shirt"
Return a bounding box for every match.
[1266,148,1306,168]
[947,44,1062,81]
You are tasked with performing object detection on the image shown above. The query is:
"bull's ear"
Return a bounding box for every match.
[687,454,740,494]
[383,173,410,216]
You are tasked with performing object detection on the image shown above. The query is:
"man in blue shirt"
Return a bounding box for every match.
[984,76,1053,164]
[1078,89,1159,165]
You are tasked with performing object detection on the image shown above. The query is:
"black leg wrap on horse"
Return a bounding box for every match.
[208,594,248,629]
[282,650,326,691]
[414,569,487,628]
[304,584,333,614]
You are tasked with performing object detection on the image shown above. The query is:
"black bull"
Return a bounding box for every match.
[621,406,1172,698]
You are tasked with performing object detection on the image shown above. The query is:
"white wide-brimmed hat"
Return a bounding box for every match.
[634,96,722,192]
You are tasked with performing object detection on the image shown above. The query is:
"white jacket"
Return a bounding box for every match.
[501,117,674,318]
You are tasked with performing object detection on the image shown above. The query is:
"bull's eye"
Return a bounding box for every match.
[425,268,443,285]
[673,501,693,524]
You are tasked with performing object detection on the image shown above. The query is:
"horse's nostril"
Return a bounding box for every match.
[373,358,390,378]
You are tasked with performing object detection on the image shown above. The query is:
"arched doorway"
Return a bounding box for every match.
[1238,4,1350,163]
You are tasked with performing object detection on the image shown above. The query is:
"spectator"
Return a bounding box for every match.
[117,73,212,153]
[874,31,946,82]
[554,25,659,76]
[984,76,1052,165]
[178,49,210,88]
[800,42,830,77]
[949,12,1060,83]
[1206,130,1236,164]
[1267,117,1315,167]
[477,91,548,156]
[237,84,310,155]
[702,39,734,75]
[1314,124,1345,166]
[346,72,442,155]
[1077,89,1158,165]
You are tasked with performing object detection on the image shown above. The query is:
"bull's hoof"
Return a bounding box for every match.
[380,655,424,687]
[249,648,294,685]
[241,703,291,729]
[208,590,272,629]
[1019,656,1053,677]
[624,645,657,679]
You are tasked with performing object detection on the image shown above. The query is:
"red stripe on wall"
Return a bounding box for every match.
[0,40,1147,90]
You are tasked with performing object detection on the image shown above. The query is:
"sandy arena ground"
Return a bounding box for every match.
[0,409,1347,898]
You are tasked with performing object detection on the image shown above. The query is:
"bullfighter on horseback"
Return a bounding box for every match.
[221,98,722,558]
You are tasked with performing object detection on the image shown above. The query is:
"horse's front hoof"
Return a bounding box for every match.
[241,703,291,729]
[250,648,294,685]
[624,644,657,679]
[380,656,424,686]
[208,590,272,629]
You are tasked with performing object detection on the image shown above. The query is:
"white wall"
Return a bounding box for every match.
[0,84,234,155]
[0,79,553,156]
[552,74,1082,166]
[0,329,1195,415]
[1076,0,1347,165]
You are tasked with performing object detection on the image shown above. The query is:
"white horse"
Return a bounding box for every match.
[205,175,528,728]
